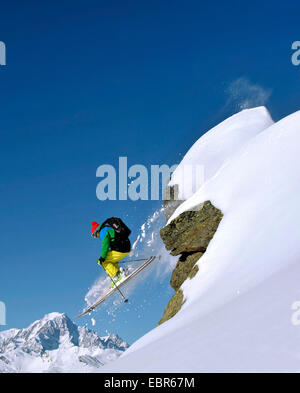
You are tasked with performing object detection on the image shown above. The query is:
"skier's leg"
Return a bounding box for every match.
[102,251,129,278]
[101,260,119,277]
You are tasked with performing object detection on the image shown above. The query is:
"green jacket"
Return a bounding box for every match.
[99,227,115,259]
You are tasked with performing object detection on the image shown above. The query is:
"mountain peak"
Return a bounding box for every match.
[0,312,129,372]
[42,312,66,320]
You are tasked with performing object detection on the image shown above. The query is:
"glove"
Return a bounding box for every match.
[97,257,105,266]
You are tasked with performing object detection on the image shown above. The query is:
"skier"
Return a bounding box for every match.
[91,218,131,286]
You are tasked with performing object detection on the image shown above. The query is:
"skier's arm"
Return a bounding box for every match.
[99,228,115,260]
[100,232,111,259]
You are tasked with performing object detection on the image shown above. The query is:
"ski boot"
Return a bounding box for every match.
[110,270,124,288]
[120,267,130,277]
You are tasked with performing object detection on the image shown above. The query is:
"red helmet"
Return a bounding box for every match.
[91,221,100,237]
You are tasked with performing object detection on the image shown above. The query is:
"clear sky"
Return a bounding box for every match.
[1,0,300,344]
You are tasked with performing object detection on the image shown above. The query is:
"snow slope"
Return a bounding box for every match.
[101,107,300,372]
[169,106,274,200]
[0,313,129,373]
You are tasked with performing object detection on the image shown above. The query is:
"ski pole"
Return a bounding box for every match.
[119,257,151,264]
[107,273,128,303]
[99,261,128,303]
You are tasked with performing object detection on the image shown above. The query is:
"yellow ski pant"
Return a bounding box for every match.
[102,250,129,277]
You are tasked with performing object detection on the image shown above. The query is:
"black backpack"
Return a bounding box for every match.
[100,217,131,253]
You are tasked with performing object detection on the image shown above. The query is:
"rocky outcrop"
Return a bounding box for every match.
[160,201,223,255]
[158,201,223,325]
[170,252,204,291]
[158,289,184,326]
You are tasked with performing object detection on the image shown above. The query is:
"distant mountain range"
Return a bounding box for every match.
[0,312,129,372]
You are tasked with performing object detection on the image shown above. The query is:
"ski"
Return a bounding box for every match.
[76,256,156,318]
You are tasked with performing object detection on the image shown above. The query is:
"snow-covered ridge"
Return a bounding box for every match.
[169,106,274,201]
[165,108,300,313]
[0,312,128,373]
[100,106,300,372]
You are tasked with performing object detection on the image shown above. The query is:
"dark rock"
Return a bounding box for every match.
[158,200,223,325]
[160,201,223,256]
[170,252,203,291]
[157,289,185,326]
[188,264,199,280]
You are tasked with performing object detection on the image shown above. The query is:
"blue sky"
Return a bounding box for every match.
[1,0,300,343]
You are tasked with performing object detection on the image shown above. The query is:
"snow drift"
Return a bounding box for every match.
[169,106,274,200]
[101,106,300,372]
